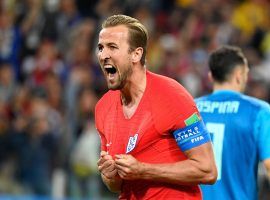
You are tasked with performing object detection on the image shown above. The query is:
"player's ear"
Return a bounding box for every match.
[208,72,214,83]
[132,47,143,63]
[234,66,243,85]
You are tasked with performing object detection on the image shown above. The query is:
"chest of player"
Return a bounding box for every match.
[103,102,156,155]
[102,102,184,163]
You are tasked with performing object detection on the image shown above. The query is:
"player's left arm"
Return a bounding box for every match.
[114,140,217,185]
[115,99,217,185]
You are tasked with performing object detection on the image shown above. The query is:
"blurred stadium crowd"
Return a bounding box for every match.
[0,0,270,199]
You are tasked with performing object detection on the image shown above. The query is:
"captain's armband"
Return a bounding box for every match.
[173,120,211,151]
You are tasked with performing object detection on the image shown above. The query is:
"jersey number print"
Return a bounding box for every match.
[206,122,225,180]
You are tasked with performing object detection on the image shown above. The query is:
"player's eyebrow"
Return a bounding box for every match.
[99,42,114,46]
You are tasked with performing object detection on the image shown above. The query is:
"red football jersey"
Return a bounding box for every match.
[95,71,202,199]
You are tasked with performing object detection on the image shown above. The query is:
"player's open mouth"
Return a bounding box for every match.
[104,66,117,74]
[104,65,117,80]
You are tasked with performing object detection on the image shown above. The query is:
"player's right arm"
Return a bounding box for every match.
[97,151,123,193]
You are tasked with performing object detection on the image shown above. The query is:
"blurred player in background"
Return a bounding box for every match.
[196,45,270,200]
[95,14,217,199]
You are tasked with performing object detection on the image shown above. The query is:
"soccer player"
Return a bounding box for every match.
[196,45,270,200]
[95,14,217,199]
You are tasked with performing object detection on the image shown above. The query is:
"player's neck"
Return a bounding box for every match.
[213,82,242,93]
[120,67,146,118]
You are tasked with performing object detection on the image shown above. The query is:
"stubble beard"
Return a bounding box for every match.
[108,65,133,91]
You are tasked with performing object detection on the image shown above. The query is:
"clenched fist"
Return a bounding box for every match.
[115,154,145,180]
[97,151,118,179]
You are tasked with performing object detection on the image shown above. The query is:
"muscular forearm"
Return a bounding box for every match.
[136,143,216,185]
[115,143,217,185]
[139,158,216,185]
[101,173,123,193]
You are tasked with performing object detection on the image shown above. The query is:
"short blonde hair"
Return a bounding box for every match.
[102,15,148,66]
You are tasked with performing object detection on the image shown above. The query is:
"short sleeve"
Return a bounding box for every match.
[150,78,200,133]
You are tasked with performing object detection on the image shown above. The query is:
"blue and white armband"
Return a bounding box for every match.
[173,120,211,151]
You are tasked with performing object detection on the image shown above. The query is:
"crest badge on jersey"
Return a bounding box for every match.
[126,133,138,153]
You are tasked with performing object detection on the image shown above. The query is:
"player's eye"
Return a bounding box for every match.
[97,45,103,52]
[109,45,117,50]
